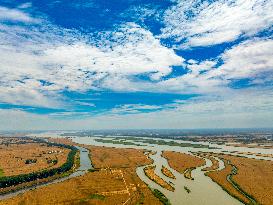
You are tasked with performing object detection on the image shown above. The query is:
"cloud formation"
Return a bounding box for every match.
[161,0,273,47]
[0,6,183,108]
[0,1,272,129]
[0,5,37,22]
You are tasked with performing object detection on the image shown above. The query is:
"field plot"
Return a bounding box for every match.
[0,145,162,205]
[0,138,70,177]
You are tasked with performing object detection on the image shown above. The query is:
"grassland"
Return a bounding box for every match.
[201,152,273,205]
[205,158,250,204]
[0,137,80,196]
[162,151,205,180]
[195,153,220,172]
[144,165,175,191]
[0,145,162,205]
[161,166,176,179]
[221,154,273,205]
[134,138,216,149]
[151,189,171,205]
[0,139,70,177]
[94,138,143,146]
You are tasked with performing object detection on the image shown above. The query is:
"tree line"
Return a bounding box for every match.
[0,138,77,188]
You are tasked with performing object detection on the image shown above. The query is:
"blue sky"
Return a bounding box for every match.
[0,0,272,130]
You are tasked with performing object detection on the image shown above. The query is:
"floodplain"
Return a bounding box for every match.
[0,130,272,205]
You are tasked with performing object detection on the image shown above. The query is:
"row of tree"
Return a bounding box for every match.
[0,138,77,188]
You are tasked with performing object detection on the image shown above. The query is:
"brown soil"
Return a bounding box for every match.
[162,151,205,180]
[0,145,162,205]
[161,166,176,179]
[144,165,174,191]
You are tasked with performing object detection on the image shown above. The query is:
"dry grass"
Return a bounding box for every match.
[161,166,176,179]
[0,145,162,205]
[205,158,250,204]
[203,152,273,205]
[221,154,273,205]
[195,153,220,172]
[0,138,69,177]
[183,168,195,180]
[144,165,174,191]
[162,151,205,180]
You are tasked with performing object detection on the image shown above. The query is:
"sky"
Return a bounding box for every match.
[0,0,272,130]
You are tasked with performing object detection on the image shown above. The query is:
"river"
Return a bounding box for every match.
[26,132,273,205]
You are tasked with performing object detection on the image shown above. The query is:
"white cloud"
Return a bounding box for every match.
[187,60,217,74]
[17,2,33,9]
[213,38,273,79]
[110,104,162,114]
[0,7,183,108]
[154,38,273,93]
[0,2,272,130]
[1,89,272,130]
[0,6,38,23]
[161,0,273,47]
[44,25,182,78]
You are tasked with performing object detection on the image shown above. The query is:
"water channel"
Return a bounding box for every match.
[70,135,273,205]
[2,132,272,205]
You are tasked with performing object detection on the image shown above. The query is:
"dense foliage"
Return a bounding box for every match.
[152,189,171,205]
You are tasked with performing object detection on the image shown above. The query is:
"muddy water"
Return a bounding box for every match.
[137,150,242,205]
[72,136,244,205]
[26,133,272,205]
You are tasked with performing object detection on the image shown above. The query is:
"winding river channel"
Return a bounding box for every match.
[2,132,272,204]
[70,135,272,205]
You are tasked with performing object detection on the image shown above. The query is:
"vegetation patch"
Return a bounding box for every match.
[161,166,176,179]
[162,151,205,174]
[88,168,99,172]
[88,193,106,200]
[144,166,175,191]
[0,138,77,189]
[184,186,191,193]
[135,192,145,205]
[133,138,217,149]
[0,168,3,177]
[184,167,195,180]
[151,189,171,205]
[95,138,142,146]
